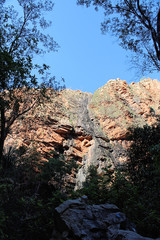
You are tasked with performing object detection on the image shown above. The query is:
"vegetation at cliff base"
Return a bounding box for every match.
[0,150,77,240]
[77,124,160,238]
[0,125,160,239]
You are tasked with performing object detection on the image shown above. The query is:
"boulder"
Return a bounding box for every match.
[51,197,156,240]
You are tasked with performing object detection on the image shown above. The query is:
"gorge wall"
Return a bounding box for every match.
[5,78,160,188]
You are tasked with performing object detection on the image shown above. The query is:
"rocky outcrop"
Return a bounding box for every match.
[89,78,160,140]
[51,197,156,240]
[5,78,160,187]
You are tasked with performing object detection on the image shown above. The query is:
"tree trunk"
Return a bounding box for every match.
[157,9,160,60]
[0,106,5,164]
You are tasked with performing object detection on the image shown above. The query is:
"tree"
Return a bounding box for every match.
[77,0,160,73]
[127,125,160,189]
[125,125,160,237]
[0,0,63,163]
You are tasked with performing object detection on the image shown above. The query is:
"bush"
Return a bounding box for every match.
[77,125,160,238]
[0,150,77,240]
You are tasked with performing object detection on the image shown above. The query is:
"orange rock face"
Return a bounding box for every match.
[5,89,93,163]
[89,78,160,140]
[4,78,160,187]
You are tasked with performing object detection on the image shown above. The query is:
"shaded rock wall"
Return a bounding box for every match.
[5,78,160,187]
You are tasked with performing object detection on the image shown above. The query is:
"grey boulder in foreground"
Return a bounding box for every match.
[51,196,159,240]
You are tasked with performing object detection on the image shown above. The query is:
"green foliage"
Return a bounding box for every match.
[0,0,65,163]
[127,125,160,187]
[1,125,160,239]
[0,0,61,97]
[79,166,105,204]
[77,124,160,238]
[125,124,160,237]
[0,0,58,90]
[0,149,77,240]
[39,152,78,193]
[77,164,160,238]
[77,0,160,73]
[76,165,113,204]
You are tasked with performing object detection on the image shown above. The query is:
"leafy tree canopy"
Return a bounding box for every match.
[0,0,59,91]
[0,0,64,163]
[77,0,160,74]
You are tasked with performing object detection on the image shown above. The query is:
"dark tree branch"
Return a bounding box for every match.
[77,0,160,72]
[136,0,150,29]
[136,0,160,60]
[0,96,37,163]
[9,5,32,54]
[0,98,6,162]
[6,99,37,134]
[144,45,160,71]
[0,0,60,166]
[157,9,160,51]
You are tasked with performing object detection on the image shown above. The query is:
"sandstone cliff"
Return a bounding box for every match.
[5,78,160,187]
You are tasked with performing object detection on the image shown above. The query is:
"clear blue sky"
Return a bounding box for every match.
[6,0,160,93]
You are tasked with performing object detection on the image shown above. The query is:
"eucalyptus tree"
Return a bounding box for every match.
[0,0,62,163]
[77,0,160,73]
